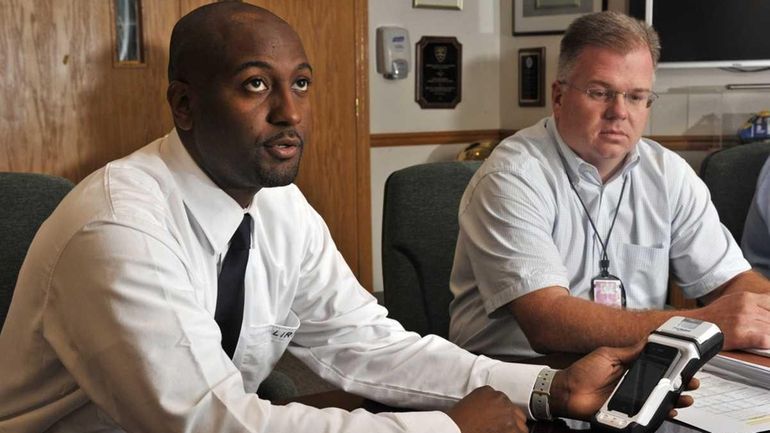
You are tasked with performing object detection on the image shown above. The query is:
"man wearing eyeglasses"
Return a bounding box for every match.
[449,10,770,358]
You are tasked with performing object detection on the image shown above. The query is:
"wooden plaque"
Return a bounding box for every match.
[415,36,462,109]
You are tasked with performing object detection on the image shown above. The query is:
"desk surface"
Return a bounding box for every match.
[281,350,769,433]
[504,350,770,369]
[720,349,770,367]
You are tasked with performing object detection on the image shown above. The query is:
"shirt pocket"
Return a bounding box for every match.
[615,243,669,308]
[234,312,300,393]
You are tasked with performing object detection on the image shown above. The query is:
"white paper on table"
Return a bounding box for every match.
[675,372,770,433]
[745,348,770,358]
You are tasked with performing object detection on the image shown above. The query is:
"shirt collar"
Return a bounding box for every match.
[546,116,640,186]
[160,129,252,254]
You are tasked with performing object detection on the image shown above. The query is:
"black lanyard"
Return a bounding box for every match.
[565,168,628,277]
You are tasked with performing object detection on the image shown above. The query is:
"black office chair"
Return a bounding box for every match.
[699,141,770,243]
[381,161,481,338]
[0,172,74,329]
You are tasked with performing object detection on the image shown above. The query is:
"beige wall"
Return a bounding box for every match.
[369,0,503,133]
[369,0,506,292]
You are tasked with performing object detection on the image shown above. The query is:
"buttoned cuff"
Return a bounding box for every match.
[485,360,549,420]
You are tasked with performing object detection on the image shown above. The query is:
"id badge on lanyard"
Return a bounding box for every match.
[562,157,630,310]
[591,274,625,308]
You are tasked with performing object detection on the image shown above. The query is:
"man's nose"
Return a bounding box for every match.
[604,92,629,119]
[268,87,302,126]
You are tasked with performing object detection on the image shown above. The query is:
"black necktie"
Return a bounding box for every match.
[216,213,252,358]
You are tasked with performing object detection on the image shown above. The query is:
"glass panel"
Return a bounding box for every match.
[114,0,143,63]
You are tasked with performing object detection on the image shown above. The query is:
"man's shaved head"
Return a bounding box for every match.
[165,1,312,207]
[168,2,292,83]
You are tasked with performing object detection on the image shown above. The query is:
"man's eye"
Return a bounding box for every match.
[587,88,610,99]
[244,78,267,92]
[628,92,648,103]
[293,78,311,92]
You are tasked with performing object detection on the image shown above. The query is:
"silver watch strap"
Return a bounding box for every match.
[531,367,557,421]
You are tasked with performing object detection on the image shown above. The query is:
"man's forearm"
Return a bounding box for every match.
[510,288,684,354]
[512,280,770,352]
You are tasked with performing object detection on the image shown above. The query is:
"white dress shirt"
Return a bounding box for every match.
[449,117,750,357]
[742,156,770,278]
[0,130,544,433]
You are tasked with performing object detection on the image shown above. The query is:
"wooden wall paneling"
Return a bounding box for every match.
[0,1,104,180]
[100,0,179,176]
[669,281,698,309]
[2,0,371,287]
[241,0,371,287]
[0,0,179,182]
[371,129,510,147]
[179,0,209,15]
[252,0,360,280]
[370,130,724,153]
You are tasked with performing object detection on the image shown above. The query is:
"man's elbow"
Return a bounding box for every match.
[521,324,560,354]
[509,287,571,354]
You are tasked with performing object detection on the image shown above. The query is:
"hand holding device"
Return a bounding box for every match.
[591,316,722,433]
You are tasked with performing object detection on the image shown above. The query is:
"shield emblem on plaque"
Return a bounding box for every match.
[434,46,447,63]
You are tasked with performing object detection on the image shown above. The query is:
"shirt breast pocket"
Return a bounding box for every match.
[615,243,669,308]
[234,312,300,393]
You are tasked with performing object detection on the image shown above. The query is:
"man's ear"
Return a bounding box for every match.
[167,81,193,131]
[551,81,563,108]
[551,81,564,116]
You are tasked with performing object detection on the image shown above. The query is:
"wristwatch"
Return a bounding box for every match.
[530,367,558,421]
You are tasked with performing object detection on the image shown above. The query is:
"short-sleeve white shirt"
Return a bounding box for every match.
[449,117,750,357]
[0,130,544,433]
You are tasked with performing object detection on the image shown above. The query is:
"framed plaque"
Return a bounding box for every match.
[518,47,545,107]
[415,36,462,109]
[514,0,604,36]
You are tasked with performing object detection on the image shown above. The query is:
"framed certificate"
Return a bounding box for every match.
[518,47,545,107]
[514,0,604,36]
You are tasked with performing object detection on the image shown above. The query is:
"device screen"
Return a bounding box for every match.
[607,342,679,416]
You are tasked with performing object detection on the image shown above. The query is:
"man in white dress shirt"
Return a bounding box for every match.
[449,11,770,359]
[0,4,693,433]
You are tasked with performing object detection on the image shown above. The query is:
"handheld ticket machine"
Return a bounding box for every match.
[592,317,723,433]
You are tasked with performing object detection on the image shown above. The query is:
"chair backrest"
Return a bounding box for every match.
[0,172,74,328]
[382,161,481,337]
[699,141,770,243]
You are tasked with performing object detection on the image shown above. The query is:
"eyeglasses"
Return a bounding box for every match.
[559,81,659,109]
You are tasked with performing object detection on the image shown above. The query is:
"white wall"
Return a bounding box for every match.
[651,70,770,137]
[369,0,505,292]
[369,0,770,293]
[499,0,559,129]
[369,0,502,133]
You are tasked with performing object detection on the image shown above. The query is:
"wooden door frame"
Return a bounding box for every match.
[354,0,372,290]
